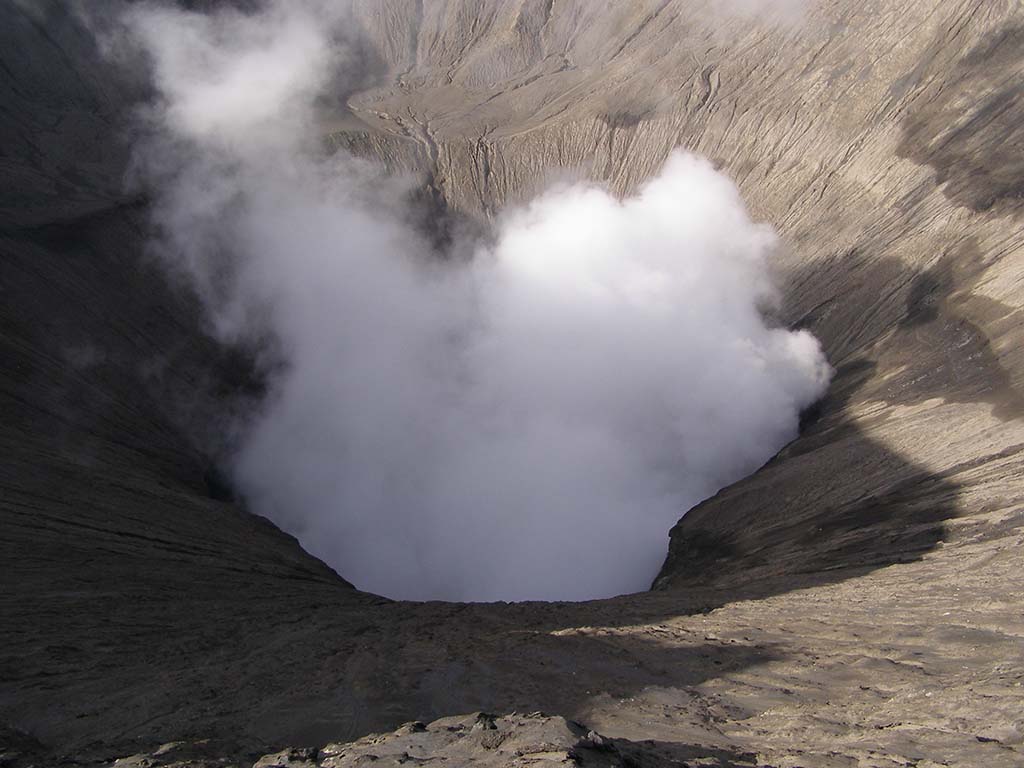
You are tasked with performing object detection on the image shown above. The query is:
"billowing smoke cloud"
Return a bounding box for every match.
[114,0,830,602]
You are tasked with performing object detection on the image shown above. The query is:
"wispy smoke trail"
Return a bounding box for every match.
[113,0,830,601]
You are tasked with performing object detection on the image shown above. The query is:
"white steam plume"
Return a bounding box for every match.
[116,0,831,602]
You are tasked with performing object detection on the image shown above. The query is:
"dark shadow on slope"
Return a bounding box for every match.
[654,225,1024,610]
[897,24,1024,218]
[895,242,1024,421]
[651,242,1022,595]
[613,739,760,768]
[95,591,789,753]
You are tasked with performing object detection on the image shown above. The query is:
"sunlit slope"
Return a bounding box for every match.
[326,0,1024,587]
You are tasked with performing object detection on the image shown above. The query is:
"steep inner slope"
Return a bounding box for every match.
[2,1,1022,766]
[331,0,1024,590]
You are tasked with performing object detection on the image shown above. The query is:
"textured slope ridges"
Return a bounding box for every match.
[1,0,1022,766]
[0,0,362,754]
[328,0,1024,590]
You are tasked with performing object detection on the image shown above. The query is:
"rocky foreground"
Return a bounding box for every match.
[5,533,1022,767]
[2,1,1023,767]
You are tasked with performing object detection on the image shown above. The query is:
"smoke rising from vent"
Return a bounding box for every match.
[114,0,831,602]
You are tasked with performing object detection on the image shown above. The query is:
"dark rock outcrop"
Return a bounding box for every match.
[99,714,760,768]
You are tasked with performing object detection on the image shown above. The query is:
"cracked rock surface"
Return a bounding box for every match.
[89,714,759,768]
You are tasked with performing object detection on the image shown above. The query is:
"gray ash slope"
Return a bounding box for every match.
[1,1,1022,767]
